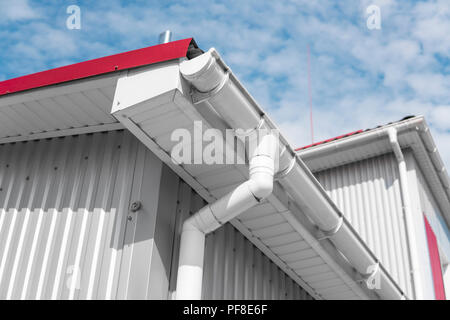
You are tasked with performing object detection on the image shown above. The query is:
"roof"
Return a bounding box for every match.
[297,115,450,228]
[296,130,364,151]
[0,38,199,145]
[296,116,416,152]
[0,38,194,96]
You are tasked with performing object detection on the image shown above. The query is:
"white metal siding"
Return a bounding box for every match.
[314,153,413,297]
[203,224,312,300]
[0,130,312,300]
[0,130,141,299]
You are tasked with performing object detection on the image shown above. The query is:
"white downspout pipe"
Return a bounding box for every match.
[175,133,278,299]
[388,127,423,299]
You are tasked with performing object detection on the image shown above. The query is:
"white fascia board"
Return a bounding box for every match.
[112,60,188,115]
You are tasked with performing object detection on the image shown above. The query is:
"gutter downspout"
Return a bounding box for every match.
[175,133,278,299]
[388,127,423,299]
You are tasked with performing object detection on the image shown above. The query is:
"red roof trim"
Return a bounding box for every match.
[295,130,364,151]
[0,38,193,96]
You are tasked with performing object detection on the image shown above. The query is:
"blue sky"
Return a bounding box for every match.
[1,0,450,169]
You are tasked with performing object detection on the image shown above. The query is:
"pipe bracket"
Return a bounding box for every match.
[356,262,380,289]
[317,216,344,240]
[234,117,266,138]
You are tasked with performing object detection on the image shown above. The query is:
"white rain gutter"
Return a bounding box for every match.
[176,133,278,299]
[388,128,423,299]
[177,48,406,300]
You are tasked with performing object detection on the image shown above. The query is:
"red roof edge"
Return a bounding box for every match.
[0,38,193,96]
[295,129,364,151]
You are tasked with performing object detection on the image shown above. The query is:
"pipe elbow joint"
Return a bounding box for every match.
[248,173,274,200]
[183,204,221,234]
[180,50,224,92]
[182,216,201,233]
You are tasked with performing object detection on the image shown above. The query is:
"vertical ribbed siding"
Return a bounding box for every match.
[203,224,313,300]
[0,130,311,300]
[169,181,313,300]
[0,130,142,299]
[314,153,413,297]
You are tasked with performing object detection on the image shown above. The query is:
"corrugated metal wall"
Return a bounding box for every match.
[0,130,150,299]
[202,224,313,300]
[314,152,413,297]
[0,130,312,300]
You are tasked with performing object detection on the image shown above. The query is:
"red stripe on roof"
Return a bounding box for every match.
[295,130,363,151]
[0,38,193,96]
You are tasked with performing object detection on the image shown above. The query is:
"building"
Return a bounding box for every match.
[0,38,447,300]
[297,116,450,300]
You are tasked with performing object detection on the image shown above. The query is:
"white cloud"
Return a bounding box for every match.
[407,73,450,100]
[429,106,450,131]
[0,0,449,171]
[0,0,38,21]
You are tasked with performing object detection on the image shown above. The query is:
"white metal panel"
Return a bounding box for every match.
[0,130,172,299]
[315,152,413,297]
[203,223,313,300]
